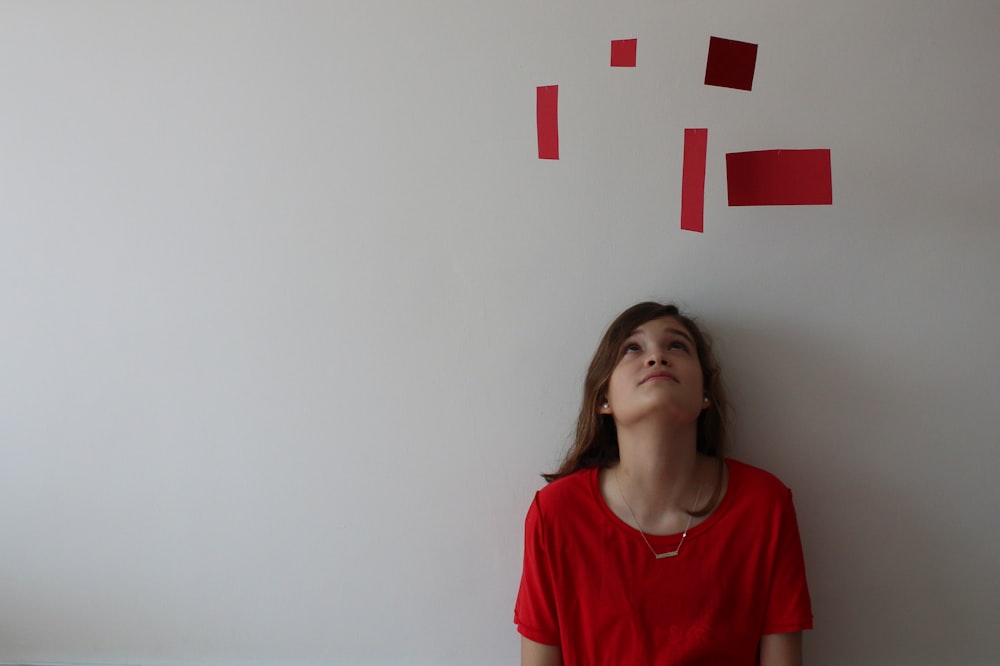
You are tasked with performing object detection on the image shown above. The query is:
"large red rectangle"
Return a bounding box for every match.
[537,85,559,160]
[726,149,832,206]
[680,128,708,232]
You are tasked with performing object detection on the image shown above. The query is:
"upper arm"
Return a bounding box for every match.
[762,487,813,635]
[759,631,802,666]
[515,494,561,647]
[521,636,562,666]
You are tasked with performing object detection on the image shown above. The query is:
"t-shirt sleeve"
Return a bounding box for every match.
[513,492,561,646]
[762,486,814,634]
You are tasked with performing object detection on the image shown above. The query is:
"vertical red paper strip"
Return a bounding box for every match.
[681,128,708,232]
[726,149,832,205]
[536,85,559,160]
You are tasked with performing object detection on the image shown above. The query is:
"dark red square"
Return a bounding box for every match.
[610,39,637,67]
[704,36,757,91]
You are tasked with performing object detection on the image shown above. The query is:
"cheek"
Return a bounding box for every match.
[605,369,628,400]
[604,377,620,400]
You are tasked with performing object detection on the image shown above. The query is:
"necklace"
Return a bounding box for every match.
[615,468,704,560]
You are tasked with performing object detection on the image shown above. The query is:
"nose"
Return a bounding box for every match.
[646,347,670,366]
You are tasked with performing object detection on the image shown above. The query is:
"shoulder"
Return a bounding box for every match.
[726,458,795,508]
[530,468,598,521]
[536,468,595,504]
[721,460,805,546]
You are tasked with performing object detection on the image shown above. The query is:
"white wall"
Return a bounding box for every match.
[2,2,998,664]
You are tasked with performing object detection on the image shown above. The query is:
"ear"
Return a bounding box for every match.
[598,397,612,415]
[701,395,711,411]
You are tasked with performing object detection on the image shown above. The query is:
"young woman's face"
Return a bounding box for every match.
[599,316,709,427]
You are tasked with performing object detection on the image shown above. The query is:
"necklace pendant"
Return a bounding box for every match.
[655,550,679,559]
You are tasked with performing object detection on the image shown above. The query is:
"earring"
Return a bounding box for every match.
[602,401,609,409]
[703,397,710,404]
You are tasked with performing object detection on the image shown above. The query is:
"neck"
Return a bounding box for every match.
[613,419,701,516]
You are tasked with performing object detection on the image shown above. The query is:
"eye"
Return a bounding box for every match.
[669,340,690,352]
[623,341,641,354]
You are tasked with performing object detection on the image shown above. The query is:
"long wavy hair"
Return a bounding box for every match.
[544,302,730,515]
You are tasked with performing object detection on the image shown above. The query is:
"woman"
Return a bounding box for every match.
[515,302,812,665]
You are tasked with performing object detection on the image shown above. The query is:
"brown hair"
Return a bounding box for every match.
[544,302,729,515]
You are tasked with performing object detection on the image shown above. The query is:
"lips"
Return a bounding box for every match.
[641,372,678,384]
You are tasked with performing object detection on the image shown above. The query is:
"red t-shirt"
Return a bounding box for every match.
[514,458,812,665]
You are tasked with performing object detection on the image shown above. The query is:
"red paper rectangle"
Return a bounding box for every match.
[611,39,637,67]
[705,36,758,91]
[681,128,708,233]
[536,85,559,160]
[726,149,832,206]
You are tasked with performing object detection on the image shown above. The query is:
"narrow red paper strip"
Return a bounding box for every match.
[681,128,708,232]
[536,85,559,160]
[726,149,832,206]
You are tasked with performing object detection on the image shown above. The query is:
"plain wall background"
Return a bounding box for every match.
[2,1,998,664]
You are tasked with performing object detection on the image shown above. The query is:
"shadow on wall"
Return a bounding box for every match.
[712,313,996,666]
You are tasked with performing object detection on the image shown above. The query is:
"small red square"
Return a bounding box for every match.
[610,39,637,67]
[704,36,758,91]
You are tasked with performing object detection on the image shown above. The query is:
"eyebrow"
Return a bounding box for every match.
[628,326,695,346]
